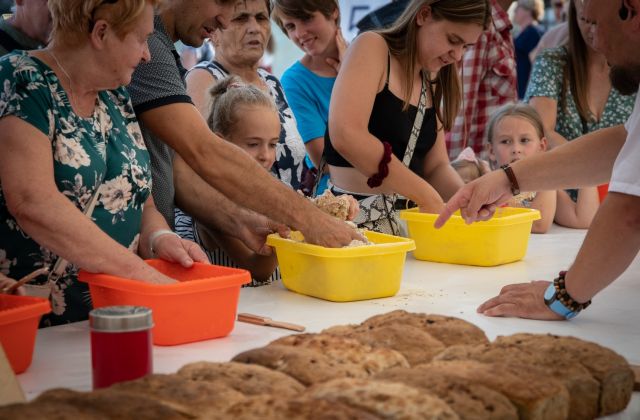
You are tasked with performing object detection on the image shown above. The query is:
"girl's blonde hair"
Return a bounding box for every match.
[271,0,340,35]
[378,0,491,131]
[48,0,164,46]
[208,76,279,138]
[486,103,545,144]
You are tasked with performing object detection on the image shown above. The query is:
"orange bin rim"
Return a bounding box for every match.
[0,294,51,325]
[78,261,250,295]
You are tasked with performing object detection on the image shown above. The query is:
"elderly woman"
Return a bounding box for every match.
[183,0,306,190]
[174,0,306,283]
[0,0,206,326]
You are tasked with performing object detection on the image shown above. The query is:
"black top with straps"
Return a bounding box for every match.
[324,53,437,174]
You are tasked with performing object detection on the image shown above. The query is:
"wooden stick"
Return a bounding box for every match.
[237,313,306,332]
[2,267,50,294]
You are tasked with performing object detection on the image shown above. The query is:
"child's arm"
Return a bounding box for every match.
[529,190,557,234]
[198,225,277,283]
[554,188,599,229]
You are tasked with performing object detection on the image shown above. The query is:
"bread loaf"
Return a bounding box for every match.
[495,333,634,416]
[177,361,304,397]
[375,366,518,420]
[361,310,489,346]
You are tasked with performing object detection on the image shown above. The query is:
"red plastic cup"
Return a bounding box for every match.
[89,306,153,389]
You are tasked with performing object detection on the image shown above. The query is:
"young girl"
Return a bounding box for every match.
[274,0,347,195]
[487,103,596,233]
[180,76,283,286]
[176,76,359,285]
[324,0,490,235]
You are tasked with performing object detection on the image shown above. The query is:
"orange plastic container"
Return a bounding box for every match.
[78,260,250,346]
[0,294,51,373]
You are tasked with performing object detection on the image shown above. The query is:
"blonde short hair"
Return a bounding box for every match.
[486,103,545,145]
[517,0,545,22]
[48,0,163,46]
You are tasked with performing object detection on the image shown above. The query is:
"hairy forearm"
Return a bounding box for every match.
[514,125,626,192]
[565,192,640,302]
[141,105,326,231]
[174,156,246,237]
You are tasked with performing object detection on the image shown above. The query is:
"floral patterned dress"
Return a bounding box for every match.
[0,52,152,326]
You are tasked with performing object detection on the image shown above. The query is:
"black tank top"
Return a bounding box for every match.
[324,54,437,174]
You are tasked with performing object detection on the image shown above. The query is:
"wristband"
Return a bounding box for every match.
[543,271,592,319]
[148,229,180,256]
[500,164,520,195]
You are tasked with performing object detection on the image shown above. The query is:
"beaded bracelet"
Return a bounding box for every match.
[367,142,393,188]
[553,271,592,312]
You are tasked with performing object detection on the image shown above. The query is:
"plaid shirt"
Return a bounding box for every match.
[446,0,517,160]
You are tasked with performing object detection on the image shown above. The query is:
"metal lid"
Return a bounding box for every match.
[89,306,153,332]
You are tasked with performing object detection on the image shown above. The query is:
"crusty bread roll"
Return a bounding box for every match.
[361,310,489,347]
[322,322,446,366]
[306,378,459,419]
[177,361,304,397]
[494,333,635,416]
[418,360,570,420]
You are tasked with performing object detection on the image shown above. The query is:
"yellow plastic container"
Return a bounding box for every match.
[266,231,415,302]
[400,207,541,266]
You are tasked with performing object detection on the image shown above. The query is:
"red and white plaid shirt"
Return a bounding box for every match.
[446,0,517,160]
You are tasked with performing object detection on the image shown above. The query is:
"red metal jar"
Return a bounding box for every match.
[89,306,153,389]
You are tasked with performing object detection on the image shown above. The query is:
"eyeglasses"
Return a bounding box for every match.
[89,0,119,32]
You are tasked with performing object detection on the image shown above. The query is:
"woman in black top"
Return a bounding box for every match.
[326,0,490,231]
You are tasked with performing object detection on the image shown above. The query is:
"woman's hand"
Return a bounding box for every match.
[477,281,564,320]
[0,274,26,296]
[343,195,360,221]
[151,232,208,268]
[326,28,349,73]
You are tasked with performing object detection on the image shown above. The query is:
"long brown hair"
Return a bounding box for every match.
[378,0,490,131]
[562,0,590,124]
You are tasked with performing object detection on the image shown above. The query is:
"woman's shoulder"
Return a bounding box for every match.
[0,51,46,83]
[536,46,568,62]
[187,60,226,80]
[351,31,389,52]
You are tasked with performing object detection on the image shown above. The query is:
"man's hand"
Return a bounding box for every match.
[477,280,564,320]
[300,211,364,248]
[435,170,513,228]
[235,210,290,256]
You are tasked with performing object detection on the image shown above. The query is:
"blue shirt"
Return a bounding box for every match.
[515,24,544,99]
[281,60,335,194]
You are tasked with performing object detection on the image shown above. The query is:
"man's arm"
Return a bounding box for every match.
[476,191,640,319]
[565,192,640,302]
[139,102,360,247]
[437,124,626,227]
[174,155,287,254]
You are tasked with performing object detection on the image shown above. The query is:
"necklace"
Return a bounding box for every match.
[45,49,81,114]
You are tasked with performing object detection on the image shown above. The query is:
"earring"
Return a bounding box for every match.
[619,3,629,20]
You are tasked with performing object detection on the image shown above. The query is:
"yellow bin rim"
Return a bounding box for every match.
[399,207,541,227]
[266,230,415,258]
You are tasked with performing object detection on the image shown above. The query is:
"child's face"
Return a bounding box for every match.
[279,10,339,58]
[489,115,547,166]
[228,105,280,171]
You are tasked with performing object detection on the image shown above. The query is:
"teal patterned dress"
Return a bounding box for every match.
[525,46,636,200]
[0,52,152,326]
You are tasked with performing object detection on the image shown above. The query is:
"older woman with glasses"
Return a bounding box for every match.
[0,0,207,326]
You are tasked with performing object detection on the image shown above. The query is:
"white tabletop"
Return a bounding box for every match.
[16,225,640,418]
